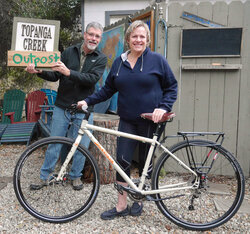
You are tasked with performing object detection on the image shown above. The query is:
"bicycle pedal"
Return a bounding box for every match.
[48,173,69,185]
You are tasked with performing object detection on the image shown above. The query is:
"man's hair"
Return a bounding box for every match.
[125,20,151,46]
[85,22,103,34]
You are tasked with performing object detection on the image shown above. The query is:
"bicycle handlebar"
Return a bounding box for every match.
[68,104,175,124]
[66,104,90,120]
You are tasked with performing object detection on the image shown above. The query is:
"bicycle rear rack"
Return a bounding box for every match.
[161,131,225,147]
[176,132,225,177]
[177,131,225,146]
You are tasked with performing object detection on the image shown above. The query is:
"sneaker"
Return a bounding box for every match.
[101,206,130,220]
[130,202,143,216]
[30,179,48,190]
[72,177,83,191]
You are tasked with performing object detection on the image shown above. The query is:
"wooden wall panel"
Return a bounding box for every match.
[193,2,212,132]
[178,2,198,133]
[164,1,249,176]
[208,2,228,142]
[236,0,250,177]
[165,3,182,140]
[222,2,244,156]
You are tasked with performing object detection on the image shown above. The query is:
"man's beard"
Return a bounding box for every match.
[87,40,98,50]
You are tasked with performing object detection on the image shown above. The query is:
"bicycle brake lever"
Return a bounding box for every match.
[68,104,78,115]
[68,104,90,120]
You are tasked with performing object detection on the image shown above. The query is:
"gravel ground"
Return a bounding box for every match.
[0,144,249,234]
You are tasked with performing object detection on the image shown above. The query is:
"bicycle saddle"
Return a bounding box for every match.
[140,112,176,123]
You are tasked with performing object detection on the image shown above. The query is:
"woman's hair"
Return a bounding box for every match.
[125,20,151,47]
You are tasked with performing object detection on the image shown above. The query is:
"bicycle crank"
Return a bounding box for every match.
[114,182,145,201]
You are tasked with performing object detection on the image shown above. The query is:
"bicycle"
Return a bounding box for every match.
[13,105,245,231]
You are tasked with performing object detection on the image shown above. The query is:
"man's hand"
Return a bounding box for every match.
[51,61,70,76]
[152,108,167,123]
[25,64,42,74]
[77,100,88,110]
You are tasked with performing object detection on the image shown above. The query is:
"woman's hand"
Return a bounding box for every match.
[152,108,166,123]
[25,64,42,74]
[77,100,88,110]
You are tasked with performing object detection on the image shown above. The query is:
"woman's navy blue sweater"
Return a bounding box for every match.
[85,47,178,121]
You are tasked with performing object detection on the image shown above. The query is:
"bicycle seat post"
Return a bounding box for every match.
[154,122,165,138]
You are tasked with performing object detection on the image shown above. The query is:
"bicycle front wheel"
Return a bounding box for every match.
[13,137,100,223]
[152,139,245,231]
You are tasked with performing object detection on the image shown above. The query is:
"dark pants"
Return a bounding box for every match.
[116,118,164,182]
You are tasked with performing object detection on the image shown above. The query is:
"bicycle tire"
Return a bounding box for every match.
[13,136,100,223]
[151,139,245,231]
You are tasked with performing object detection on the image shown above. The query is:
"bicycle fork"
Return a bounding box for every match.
[56,129,84,182]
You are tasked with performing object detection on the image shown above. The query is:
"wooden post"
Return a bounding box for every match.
[88,113,119,184]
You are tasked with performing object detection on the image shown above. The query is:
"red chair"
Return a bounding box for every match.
[6,90,46,123]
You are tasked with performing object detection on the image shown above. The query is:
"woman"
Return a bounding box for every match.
[78,20,178,220]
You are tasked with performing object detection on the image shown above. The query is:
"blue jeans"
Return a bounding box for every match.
[40,106,93,180]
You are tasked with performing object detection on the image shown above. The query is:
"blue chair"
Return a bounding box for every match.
[39,89,57,137]
[41,89,57,106]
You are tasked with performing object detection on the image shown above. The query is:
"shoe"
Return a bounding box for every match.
[72,177,83,191]
[130,202,143,216]
[30,179,48,190]
[100,206,130,220]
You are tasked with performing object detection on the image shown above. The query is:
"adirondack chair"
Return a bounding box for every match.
[0,124,8,139]
[0,89,25,140]
[1,90,46,145]
[39,89,57,137]
[40,88,57,106]
[1,89,25,124]
[26,90,47,122]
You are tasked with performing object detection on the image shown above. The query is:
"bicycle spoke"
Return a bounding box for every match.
[152,139,244,231]
[14,137,99,223]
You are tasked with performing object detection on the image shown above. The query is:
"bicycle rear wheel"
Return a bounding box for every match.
[13,137,100,223]
[152,139,245,231]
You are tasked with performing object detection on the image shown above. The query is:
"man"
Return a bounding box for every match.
[26,22,107,190]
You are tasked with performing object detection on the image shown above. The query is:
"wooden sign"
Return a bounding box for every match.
[8,17,60,68]
[8,51,61,67]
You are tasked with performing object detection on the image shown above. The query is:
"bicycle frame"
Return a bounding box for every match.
[13,107,244,229]
[57,119,199,196]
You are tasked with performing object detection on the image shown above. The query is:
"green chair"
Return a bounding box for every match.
[1,89,25,124]
[1,90,46,145]
[0,89,25,139]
